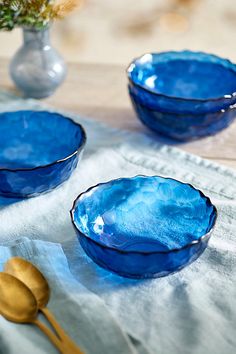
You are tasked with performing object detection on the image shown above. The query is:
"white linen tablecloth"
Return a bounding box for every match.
[0,92,236,354]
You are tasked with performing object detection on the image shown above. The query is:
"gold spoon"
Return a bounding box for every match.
[0,272,63,353]
[4,257,84,354]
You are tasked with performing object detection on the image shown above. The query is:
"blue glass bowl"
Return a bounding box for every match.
[0,110,86,198]
[71,176,217,279]
[127,51,236,140]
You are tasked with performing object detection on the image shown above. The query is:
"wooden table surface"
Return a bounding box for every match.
[1,58,236,170]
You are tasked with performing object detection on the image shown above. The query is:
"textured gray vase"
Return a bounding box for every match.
[10,27,67,99]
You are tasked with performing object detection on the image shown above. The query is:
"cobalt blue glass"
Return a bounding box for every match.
[0,110,86,198]
[127,51,236,140]
[71,175,217,279]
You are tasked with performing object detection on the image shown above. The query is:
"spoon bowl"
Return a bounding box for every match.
[0,273,37,323]
[5,257,50,308]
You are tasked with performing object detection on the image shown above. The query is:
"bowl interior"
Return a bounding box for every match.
[0,111,84,169]
[73,176,216,253]
[128,52,236,100]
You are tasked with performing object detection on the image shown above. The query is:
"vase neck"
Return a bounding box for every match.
[23,27,50,46]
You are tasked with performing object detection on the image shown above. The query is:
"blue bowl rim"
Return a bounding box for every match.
[0,110,87,172]
[70,175,217,255]
[127,50,236,103]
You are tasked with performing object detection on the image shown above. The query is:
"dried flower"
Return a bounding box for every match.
[52,0,83,19]
[0,0,82,30]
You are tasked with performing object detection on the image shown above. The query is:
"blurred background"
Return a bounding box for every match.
[0,0,235,65]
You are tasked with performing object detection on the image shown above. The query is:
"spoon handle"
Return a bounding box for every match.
[33,318,64,353]
[42,307,85,354]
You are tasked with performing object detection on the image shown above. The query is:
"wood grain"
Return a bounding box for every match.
[0,58,235,170]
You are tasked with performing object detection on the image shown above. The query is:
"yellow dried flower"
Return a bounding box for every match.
[52,0,83,19]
